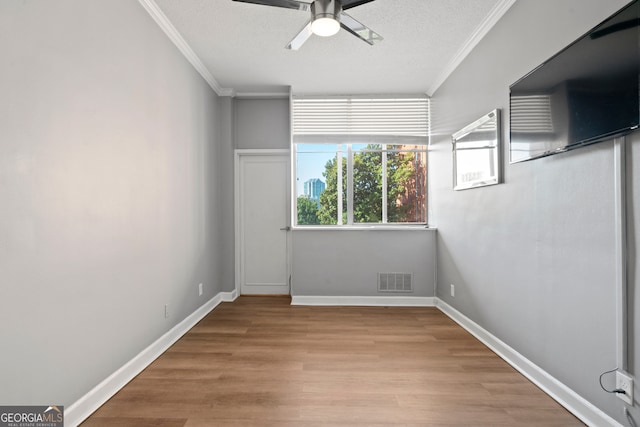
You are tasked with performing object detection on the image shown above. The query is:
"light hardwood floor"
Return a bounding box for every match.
[82,296,584,426]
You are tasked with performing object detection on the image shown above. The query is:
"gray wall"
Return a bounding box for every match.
[430,0,638,424]
[234,98,290,149]
[0,0,224,407]
[218,97,236,292]
[292,230,436,297]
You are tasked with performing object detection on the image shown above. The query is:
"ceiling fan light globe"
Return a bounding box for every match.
[311,17,340,37]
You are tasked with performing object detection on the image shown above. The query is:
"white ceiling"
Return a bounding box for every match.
[148,0,515,96]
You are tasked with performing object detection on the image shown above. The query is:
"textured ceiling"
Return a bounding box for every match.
[152,0,511,96]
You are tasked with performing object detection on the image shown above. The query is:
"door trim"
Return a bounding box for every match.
[234,149,291,297]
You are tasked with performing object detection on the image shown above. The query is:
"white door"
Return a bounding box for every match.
[236,151,290,295]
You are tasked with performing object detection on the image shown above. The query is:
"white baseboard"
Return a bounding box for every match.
[434,298,622,427]
[221,289,238,302]
[64,290,236,427]
[291,295,436,307]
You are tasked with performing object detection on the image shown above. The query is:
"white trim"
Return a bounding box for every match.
[426,0,517,96]
[291,295,436,307]
[235,92,291,99]
[291,225,434,231]
[64,290,236,427]
[613,137,628,371]
[235,149,291,156]
[137,0,235,97]
[435,298,623,427]
[224,289,239,302]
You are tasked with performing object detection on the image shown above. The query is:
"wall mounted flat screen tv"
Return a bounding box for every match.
[509,0,639,163]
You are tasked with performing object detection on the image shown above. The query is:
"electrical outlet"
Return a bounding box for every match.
[198,283,203,296]
[164,304,169,319]
[616,370,634,405]
[450,284,455,297]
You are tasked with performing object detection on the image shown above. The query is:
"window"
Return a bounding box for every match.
[292,97,429,227]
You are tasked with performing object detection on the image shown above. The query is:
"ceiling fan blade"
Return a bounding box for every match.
[232,0,310,12]
[341,0,376,10]
[286,20,314,50]
[339,12,383,45]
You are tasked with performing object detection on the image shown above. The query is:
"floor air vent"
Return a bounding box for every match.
[378,273,413,293]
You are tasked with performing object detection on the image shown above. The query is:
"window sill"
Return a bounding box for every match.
[292,225,436,231]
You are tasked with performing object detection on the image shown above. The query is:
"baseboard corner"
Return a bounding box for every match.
[221,289,238,302]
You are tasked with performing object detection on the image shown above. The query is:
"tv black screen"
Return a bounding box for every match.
[509,0,640,163]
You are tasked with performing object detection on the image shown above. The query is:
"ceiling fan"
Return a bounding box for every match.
[231,0,383,50]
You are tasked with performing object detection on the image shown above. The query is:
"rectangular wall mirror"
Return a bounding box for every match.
[452,109,501,191]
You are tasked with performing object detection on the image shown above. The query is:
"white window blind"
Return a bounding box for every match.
[292,96,429,143]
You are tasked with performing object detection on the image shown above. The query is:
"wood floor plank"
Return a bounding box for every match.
[81,296,584,426]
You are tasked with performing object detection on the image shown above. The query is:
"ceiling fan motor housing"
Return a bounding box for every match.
[311,0,341,25]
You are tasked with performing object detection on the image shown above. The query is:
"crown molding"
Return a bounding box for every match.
[426,0,518,96]
[137,0,235,97]
[234,92,291,99]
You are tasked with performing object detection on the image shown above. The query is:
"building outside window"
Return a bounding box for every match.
[303,178,326,206]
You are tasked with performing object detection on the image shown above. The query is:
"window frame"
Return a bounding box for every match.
[293,142,428,228]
